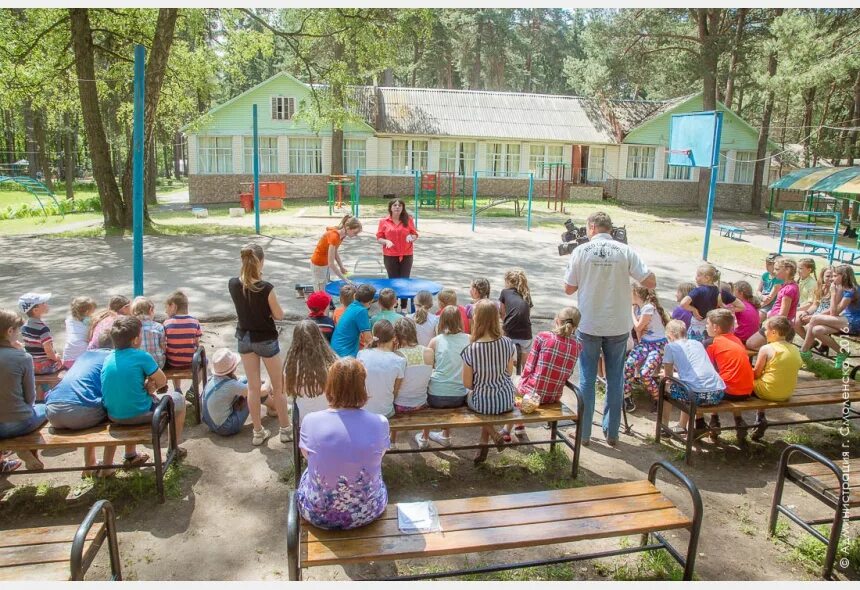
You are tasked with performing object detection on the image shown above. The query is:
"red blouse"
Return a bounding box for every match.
[376,216,418,260]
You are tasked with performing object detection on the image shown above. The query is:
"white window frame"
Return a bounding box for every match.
[289,137,323,174]
[391,139,428,173]
[717,150,728,183]
[198,136,232,174]
[529,144,564,179]
[587,147,606,181]
[342,139,367,175]
[488,142,521,177]
[626,146,656,179]
[271,96,295,121]
[733,151,755,184]
[665,163,692,181]
[243,136,279,174]
[439,140,476,176]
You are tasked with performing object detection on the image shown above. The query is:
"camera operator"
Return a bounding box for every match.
[563,211,656,446]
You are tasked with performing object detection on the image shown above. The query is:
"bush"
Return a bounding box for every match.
[0,195,101,220]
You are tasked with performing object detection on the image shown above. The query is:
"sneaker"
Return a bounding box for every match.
[624,396,636,413]
[427,431,451,447]
[252,428,272,446]
[834,351,850,369]
[751,412,768,442]
[414,432,429,450]
[0,458,22,473]
[279,427,293,444]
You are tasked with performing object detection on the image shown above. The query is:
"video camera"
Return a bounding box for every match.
[557,218,627,256]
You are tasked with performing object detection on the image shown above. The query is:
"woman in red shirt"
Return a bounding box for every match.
[376,199,418,306]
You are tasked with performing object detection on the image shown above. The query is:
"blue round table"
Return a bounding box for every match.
[325,277,443,312]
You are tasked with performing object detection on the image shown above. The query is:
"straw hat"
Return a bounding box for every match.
[211,348,240,377]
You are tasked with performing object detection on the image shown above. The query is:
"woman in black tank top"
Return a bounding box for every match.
[228,243,290,446]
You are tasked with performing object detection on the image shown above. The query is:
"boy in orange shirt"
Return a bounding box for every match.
[705,308,754,444]
[333,284,356,325]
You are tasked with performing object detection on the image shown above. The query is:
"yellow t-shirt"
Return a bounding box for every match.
[798,275,817,307]
[753,340,802,402]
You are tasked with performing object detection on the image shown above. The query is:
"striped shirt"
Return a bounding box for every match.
[163,314,202,367]
[140,318,167,368]
[461,336,516,414]
[22,317,52,361]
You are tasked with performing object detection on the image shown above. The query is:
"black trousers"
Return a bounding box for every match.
[383,255,414,309]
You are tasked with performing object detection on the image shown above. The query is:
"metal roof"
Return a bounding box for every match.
[354,87,669,144]
[770,166,860,195]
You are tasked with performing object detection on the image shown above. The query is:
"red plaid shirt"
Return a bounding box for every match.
[518,331,581,404]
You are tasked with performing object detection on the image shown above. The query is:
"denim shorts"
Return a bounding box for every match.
[202,404,249,437]
[237,332,280,358]
[668,383,725,407]
[427,394,466,409]
[0,404,48,439]
[510,338,533,355]
[46,403,106,430]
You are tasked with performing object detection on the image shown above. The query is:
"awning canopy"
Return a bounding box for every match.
[770,166,860,195]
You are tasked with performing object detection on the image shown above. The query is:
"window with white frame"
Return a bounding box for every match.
[342,139,366,174]
[289,138,322,174]
[271,96,295,121]
[439,141,476,176]
[529,144,564,179]
[626,146,656,179]
[733,151,755,184]
[391,139,428,173]
[198,136,232,174]
[717,150,728,182]
[243,136,278,174]
[665,163,691,180]
[489,143,521,177]
[587,147,606,181]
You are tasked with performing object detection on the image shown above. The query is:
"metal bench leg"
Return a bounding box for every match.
[569,385,584,479]
[191,346,207,426]
[684,394,698,466]
[287,491,302,581]
[649,461,703,581]
[293,398,302,489]
[151,396,174,504]
[71,499,122,581]
[655,379,666,443]
[549,420,558,453]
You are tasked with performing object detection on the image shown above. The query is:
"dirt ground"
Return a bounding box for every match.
[1,210,857,581]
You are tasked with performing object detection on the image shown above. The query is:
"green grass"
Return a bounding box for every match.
[778,523,860,575]
[612,547,686,581]
[479,447,585,490]
[0,211,102,235]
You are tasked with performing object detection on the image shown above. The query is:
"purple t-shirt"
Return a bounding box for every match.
[688,286,736,318]
[671,307,692,329]
[734,299,760,342]
[297,408,389,530]
[769,282,799,321]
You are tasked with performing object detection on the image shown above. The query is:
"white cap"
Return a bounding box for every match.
[18,292,52,314]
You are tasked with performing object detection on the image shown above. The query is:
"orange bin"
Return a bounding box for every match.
[239,182,287,212]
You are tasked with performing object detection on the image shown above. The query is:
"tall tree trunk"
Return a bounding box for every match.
[63,112,76,199]
[23,102,37,177]
[723,8,747,109]
[173,131,183,178]
[330,40,345,176]
[751,8,783,215]
[162,137,172,179]
[69,8,124,228]
[2,109,15,163]
[145,137,157,205]
[814,82,836,166]
[801,87,816,167]
[849,69,860,166]
[119,8,178,226]
[471,12,483,90]
[33,110,52,190]
[696,8,722,111]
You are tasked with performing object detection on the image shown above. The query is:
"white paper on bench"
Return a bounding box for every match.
[397,501,441,534]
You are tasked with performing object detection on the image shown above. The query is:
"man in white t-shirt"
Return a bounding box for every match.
[563,211,656,445]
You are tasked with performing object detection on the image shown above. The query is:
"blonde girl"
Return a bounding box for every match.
[63,296,97,369]
[409,290,438,346]
[462,300,517,463]
[796,258,818,313]
[284,320,338,423]
[356,320,406,419]
[499,269,534,365]
[680,263,741,341]
[310,214,362,292]
[392,318,433,414]
[228,243,290,446]
[623,286,669,410]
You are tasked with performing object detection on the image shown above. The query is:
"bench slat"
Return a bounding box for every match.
[0,528,100,568]
[787,465,860,507]
[0,561,71,581]
[388,403,575,431]
[307,490,672,543]
[1,424,152,451]
[302,506,691,566]
[791,381,860,395]
[0,523,100,549]
[787,458,860,479]
[697,388,859,414]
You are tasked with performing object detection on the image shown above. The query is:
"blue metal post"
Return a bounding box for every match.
[252,104,260,234]
[701,111,724,261]
[471,171,478,232]
[526,173,534,231]
[413,170,420,228]
[132,44,145,297]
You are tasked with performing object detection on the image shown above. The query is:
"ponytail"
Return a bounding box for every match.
[337,214,362,233]
[633,285,669,326]
[504,269,532,308]
[552,306,581,338]
[240,243,265,293]
[369,319,395,349]
[412,290,433,325]
[734,280,761,310]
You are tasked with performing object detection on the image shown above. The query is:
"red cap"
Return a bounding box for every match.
[306,291,332,313]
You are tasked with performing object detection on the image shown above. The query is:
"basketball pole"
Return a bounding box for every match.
[252,104,260,235]
[701,112,724,261]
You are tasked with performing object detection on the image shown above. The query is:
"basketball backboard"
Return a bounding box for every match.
[668,111,722,168]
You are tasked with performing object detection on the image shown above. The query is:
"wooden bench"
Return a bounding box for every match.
[656,375,860,465]
[0,500,122,581]
[717,224,745,240]
[287,460,702,580]
[769,444,858,580]
[162,345,208,425]
[1,397,179,503]
[290,389,583,488]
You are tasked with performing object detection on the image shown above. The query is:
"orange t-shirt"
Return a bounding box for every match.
[333,305,346,325]
[706,333,754,396]
[311,229,342,267]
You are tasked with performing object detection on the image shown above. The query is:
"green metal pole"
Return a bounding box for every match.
[132,44,145,297]
[252,104,260,234]
[471,170,478,232]
[527,172,534,231]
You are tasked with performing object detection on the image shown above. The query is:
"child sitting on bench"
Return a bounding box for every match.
[371,288,401,326]
[752,316,803,441]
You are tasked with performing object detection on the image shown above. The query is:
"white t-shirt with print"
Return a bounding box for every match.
[357,348,407,417]
[639,303,666,341]
[564,233,651,336]
[663,339,725,392]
